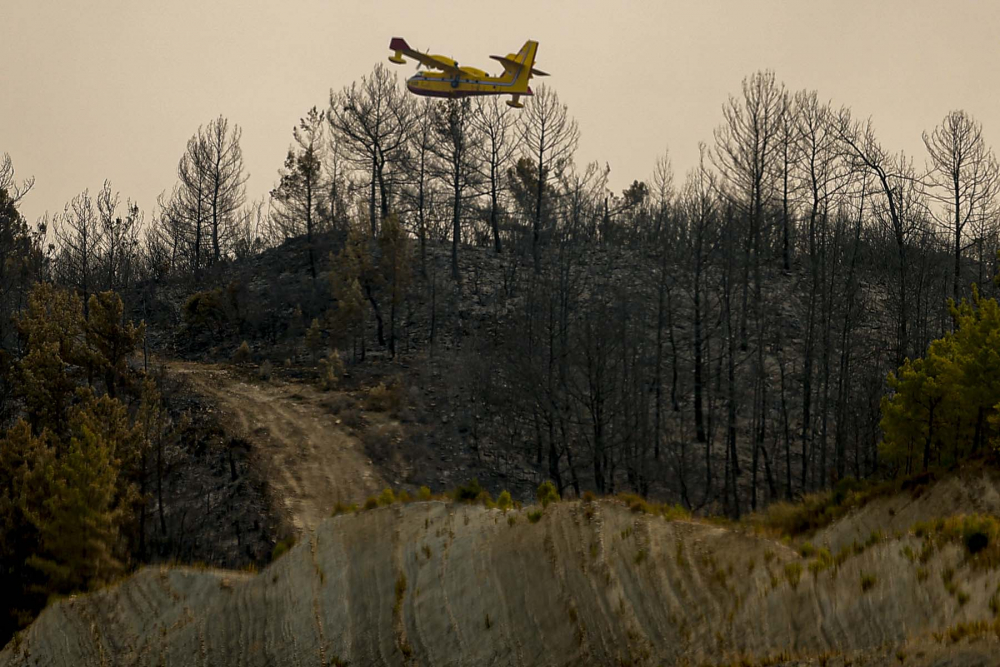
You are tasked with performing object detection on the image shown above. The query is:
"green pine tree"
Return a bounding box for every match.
[25,420,124,594]
[880,283,1000,472]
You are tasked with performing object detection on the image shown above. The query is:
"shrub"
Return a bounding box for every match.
[860,573,876,592]
[418,486,432,501]
[527,510,543,523]
[476,490,495,508]
[271,536,296,562]
[454,478,484,502]
[305,318,324,359]
[758,494,838,537]
[537,480,560,508]
[259,360,274,381]
[497,490,513,511]
[966,530,990,555]
[663,504,691,521]
[232,340,251,364]
[183,288,228,331]
[808,548,834,575]
[363,496,378,510]
[582,490,596,503]
[331,502,358,516]
[619,493,649,514]
[784,562,803,590]
[365,378,405,412]
[318,350,345,391]
[800,542,817,558]
[942,568,957,596]
[378,487,396,506]
[833,544,854,568]
[398,490,412,503]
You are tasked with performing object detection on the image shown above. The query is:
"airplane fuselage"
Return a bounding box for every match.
[406,72,532,99]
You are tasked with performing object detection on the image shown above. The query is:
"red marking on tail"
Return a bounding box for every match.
[389,37,410,51]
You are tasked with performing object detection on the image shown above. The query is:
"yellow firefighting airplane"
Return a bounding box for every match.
[388,38,548,108]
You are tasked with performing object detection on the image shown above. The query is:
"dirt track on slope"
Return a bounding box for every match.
[168,361,386,533]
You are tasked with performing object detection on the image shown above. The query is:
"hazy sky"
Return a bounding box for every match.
[4,0,1000,226]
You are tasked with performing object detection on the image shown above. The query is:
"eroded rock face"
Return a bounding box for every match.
[4,501,998,666]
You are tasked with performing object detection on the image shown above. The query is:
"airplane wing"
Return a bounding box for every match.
[389,38,465,77]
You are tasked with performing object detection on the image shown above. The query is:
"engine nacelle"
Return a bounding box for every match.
[429,55,457,68]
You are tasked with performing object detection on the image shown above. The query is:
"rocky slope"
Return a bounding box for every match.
[6,492,1000,666]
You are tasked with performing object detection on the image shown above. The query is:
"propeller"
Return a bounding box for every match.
[415,48,430,71]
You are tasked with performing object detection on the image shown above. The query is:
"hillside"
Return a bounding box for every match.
[7,479,1000,666]
[142,229,893,514]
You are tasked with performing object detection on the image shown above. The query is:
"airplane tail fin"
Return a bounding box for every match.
[490,40,547,88]
[388,37,410,64]
[515,40,549,79]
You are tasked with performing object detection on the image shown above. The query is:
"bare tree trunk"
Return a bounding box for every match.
[654,249,666,460]
[779,347,792,498]
[490,165,502,253]
[693,244,707,443]
[452,165,461,283]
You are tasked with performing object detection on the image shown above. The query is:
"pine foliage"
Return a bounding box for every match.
[881,283,1000,471]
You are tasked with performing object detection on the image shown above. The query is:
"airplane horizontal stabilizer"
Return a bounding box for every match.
[489,55,523,76]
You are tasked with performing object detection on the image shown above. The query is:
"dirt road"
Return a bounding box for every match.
[168,361,386,533]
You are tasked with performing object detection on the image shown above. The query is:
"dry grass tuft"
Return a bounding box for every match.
[784,562,803,590]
